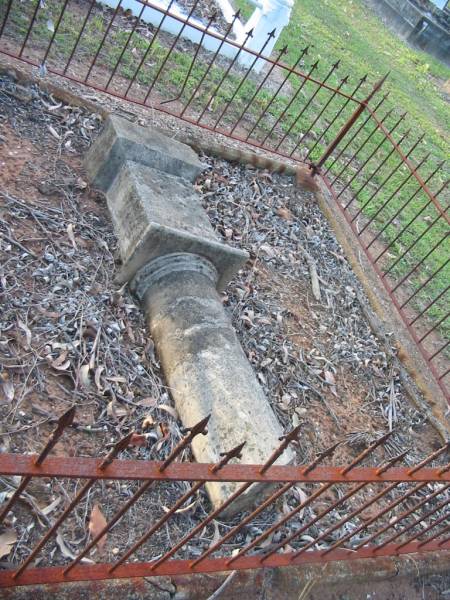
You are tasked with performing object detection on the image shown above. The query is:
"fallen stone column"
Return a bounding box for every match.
[131,252,290,509]
[86,116,293,512]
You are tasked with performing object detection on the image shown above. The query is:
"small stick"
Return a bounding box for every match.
[0,230,38,258]
[298,243,321,302]
[205,571,237,600]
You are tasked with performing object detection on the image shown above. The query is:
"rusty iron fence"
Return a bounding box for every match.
[317,102,450,403]
[0,409,448,588]
[0,6,448,586]
[0,0,448,400]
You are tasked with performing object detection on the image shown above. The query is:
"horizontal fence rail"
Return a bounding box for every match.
[0,0,368,157]
[0,410,449,588]
[0,0,448,398]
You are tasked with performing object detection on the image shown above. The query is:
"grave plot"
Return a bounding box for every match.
[0,71,447,571]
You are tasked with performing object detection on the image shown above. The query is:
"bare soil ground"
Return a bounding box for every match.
[0,70,448,574]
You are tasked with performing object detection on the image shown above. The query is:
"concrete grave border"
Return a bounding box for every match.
[0,59,449,598]
[1,61,448,439]
[2,548,449,599]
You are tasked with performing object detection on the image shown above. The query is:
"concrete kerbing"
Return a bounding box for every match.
[0,64,110,119]
[314,185,449,440]
[0,61,449,598]
[0,60,446,438]
[2,550,449,599]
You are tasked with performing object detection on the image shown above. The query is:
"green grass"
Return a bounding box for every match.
[273,0,450,338]
[277,0,449,161]
[232,0,255,22]
[1,0,448,339]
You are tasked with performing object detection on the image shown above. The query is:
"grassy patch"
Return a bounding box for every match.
[277,0,449,159]
[275,0,450,338]
[232,0,255,22]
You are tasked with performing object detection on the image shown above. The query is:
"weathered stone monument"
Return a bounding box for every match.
[86,116,293,511]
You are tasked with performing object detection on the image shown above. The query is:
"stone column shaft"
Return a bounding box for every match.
[131,253,292,511]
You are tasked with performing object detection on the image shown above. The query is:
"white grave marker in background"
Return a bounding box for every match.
[99,0,293,72]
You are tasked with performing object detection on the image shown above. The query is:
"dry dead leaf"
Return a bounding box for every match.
[209,520,221,549]
[291,412,301,428]
[129,433,148,447]
[47,124,60,140]
[155,422,171,451]
[125,324,136,343]
[137,397,157,408]
[41,497,61,516]
[293,486,308,519]
[75,177,87,190]
[89,328,101,371]
[51,350,70,371]
[324,370,335,385]
[276,207,294,221]
[158,404,179,420]
[0,529,17,559]
[88,504,107,552]
[67,223,77,249]
[78,364,91,388]
[56,532,76,559]
[106,375,127,383]
[2,381,14,403]
[56,533,95,563]
[323,370,338,397]
[106,400,128,420]
[94,365,105,393]
[162,498,197,515]
[54,360,71,371]
[142,415,155,429]
[52,340,80,350]
[17,320,32,348]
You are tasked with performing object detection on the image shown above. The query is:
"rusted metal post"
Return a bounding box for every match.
[109,442,246,573]
[313,73,389,171]
[276,60,341,154]
[63,0,97,75]
[12,432,134,580]
[180,11,241,117]
[62,416,210,575]
[149,426,302,572]
[307,74,368,160]
[0,0,13,38]
[0,407,75,525]
[212,28,276,129]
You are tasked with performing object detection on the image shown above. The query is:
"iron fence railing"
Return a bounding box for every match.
[317,102,449,401]
[0,410,448,588]
[0,0,368,153]
[0,0,448,398]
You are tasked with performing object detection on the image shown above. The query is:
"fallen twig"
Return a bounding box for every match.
[298,243,322,302]
[205,571,238,600]
[0,229,39,259]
